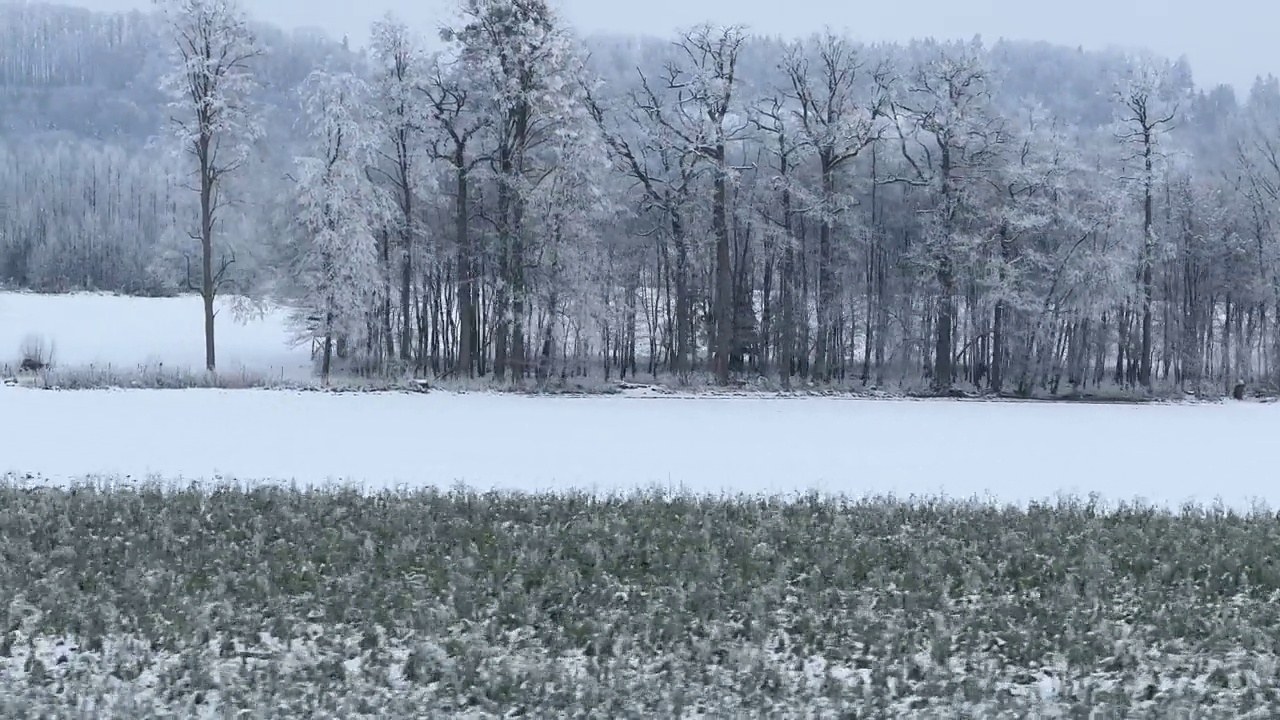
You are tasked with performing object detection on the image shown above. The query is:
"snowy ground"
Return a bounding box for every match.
[1,291,1273,508]
[2,386,1275,508]
[0,291,311,376]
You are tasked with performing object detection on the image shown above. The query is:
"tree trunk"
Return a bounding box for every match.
[399,139,414,369]
[510,194,527,383]
[712,150,732,385]
[991,222,1013,393]
[321,306,334,383]
[935,260,955,393]
[1138,138,1156,391]
[199,134,217,372]
[400,236,413,367]
[672,208,692,378]
[813,155,835,383]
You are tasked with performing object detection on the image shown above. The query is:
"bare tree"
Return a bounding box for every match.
[156,0,261,372]
[750,94,808,388]
[783,33,890,381]
[1116,62,1178,391]
[631,25,747,385]
[420,53,492,378]
[892,41,1006,393]
[585,76,699,377]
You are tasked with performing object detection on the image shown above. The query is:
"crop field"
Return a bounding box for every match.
[2,481,1279,717]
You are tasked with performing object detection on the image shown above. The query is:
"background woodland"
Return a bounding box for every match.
[1,0,1276,396]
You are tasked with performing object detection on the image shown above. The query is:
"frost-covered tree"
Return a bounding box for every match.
[368,15,427,367]
[444,0,586,381]
[782,33,890,381]
[10,0,1280,395]
[155,0,262,371]
[287,69,383,382]
[893,40,1008,391]
[748,93,810,385]
[1115,60,1179,390]
[986,109,1124,394]
[618,25,749,384]
[419,52,491,377]
[1234,78,1280,383]
[585,59,702,378]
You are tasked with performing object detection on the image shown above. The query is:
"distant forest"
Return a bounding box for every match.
[1,0,1278,395]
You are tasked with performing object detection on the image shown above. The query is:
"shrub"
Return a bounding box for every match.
[17,334,54,372]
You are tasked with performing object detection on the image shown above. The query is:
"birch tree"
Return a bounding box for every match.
[155,0,262,371]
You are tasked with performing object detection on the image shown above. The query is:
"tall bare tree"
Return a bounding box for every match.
[156,0,261,371]
[750,94,808,387]
[585,77,699,377]
[893,41,1006,392]
[1116,63,1178,391]
[420,55,490,378]
[631,25,747,385]
[783,33,890,381]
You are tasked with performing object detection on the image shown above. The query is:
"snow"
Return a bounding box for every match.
[0,291,1273,508]
[0,291,311,376]
[1,386,1276,509]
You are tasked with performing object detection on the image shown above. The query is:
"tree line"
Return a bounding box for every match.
[3,0,1280,396]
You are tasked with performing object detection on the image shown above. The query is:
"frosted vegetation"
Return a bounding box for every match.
[1,0,1277,395]
[2,480,1280,717]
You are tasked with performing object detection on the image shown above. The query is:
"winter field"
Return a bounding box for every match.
[3,483,1280,717]
[1,384,1278,508]
[1,291,1276,507]
[6,291,1280,716]
[0,291,313,380]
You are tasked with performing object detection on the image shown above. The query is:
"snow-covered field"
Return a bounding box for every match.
[2,385,1275,508]
[2,291,1273,508]
[0,291,311,375]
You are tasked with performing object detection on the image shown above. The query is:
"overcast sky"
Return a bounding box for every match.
[68,0,1270,91]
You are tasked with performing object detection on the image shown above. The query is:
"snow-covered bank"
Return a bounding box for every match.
[2,387,1273,508]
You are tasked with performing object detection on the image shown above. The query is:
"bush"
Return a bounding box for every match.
[17,333,54,371]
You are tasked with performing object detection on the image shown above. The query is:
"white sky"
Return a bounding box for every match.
[68,0,1269,91]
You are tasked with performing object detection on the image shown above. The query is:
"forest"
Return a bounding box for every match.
[1,0,1277,396]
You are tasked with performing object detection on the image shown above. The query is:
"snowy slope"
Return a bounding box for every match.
[0,291,310,375]
[1,387,1273,508]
